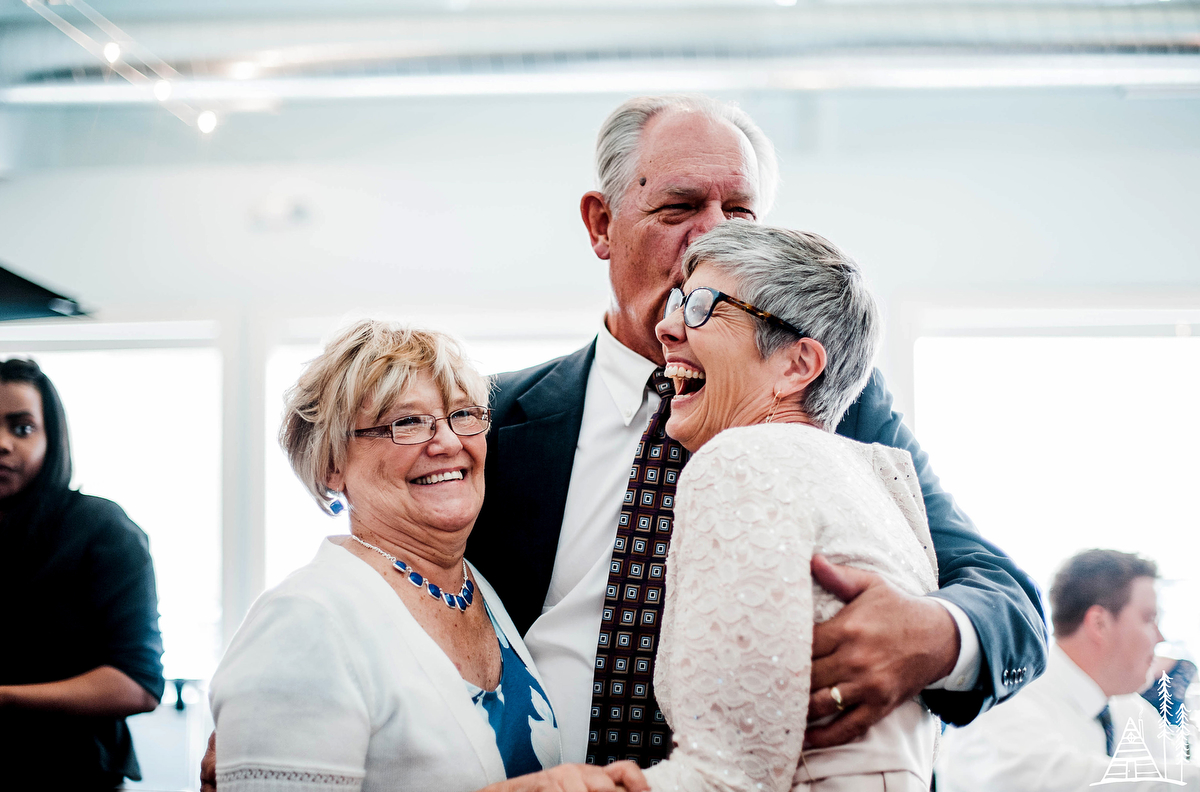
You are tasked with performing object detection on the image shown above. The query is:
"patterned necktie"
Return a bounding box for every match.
[1098,704,1115,756]
[586,369,689,768]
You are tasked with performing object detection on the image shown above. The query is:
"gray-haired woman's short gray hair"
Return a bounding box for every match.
[595,94,779,217]
[279,320,490,513]
[682,221,881,431]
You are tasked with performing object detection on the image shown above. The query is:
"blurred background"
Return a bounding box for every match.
[1,0,1197,787]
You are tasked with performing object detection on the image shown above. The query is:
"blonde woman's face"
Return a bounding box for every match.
[331,370,487,540]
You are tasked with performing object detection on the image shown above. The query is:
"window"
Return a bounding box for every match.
[8,347,223,680]
[914,334,1200,655]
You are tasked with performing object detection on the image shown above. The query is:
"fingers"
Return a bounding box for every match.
[199,730,217,792]
[811,632,856,688]
[810,614,839,663]
[604,761,650,792]
[555,763,631,792]
[804,702,883,749]
[577,764,624,792]
[807,684,859,723]
[810,554,876,603]
[810,557,885,661]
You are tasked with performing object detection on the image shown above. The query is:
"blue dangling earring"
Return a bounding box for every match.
[329,499,344,515]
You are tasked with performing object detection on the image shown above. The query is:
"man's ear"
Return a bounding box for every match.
[1082,604,1113,643]
[581,191,613,261]
[776,337,827,399]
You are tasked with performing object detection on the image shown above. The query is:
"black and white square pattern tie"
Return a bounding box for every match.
[586,369,688,768]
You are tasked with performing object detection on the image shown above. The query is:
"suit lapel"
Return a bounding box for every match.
[472,342,595,634]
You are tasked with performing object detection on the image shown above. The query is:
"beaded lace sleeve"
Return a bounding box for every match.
[644,427,817,792]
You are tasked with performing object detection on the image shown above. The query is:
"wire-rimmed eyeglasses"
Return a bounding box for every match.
[664,286,805,337]
[352,406,492,445]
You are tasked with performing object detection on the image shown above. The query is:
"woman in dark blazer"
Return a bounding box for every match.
[0,358,165,790]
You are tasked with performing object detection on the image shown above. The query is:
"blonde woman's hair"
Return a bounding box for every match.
[280,320,490,513]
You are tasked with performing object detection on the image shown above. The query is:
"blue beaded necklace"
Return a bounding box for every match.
[350,534,475,612]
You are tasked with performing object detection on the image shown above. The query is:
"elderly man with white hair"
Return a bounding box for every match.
[469,95,1047,768]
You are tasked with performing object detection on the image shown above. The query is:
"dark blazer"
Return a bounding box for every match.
[467,340,1048,727]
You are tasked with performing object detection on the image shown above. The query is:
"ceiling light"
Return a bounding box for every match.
[196,110,217,134]
[230,61,259,80]
[103,42,120,63]
[153,80,172,101]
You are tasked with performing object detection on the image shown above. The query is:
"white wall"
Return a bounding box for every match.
[2,85,1198,634]
[2,88,1198,409]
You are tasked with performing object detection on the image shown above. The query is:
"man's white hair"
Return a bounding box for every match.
[594,94,779,218]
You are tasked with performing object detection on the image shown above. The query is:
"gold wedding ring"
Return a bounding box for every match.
[830,685,845,711]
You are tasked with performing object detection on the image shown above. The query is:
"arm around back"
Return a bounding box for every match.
[834,368,1048,724]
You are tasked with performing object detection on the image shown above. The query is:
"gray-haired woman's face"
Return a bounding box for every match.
[327,369,487,538]
[654,263,786,452]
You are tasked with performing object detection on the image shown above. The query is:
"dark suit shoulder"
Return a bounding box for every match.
[489,341,595,421]
[472,339,596,634]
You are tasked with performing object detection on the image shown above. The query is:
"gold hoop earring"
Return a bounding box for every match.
[765,390,782,424]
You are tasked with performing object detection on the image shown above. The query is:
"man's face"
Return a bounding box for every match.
[600,110,760,364]
[1105,576,1163,695]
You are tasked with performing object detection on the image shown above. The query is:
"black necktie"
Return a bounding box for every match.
[1098,704,1115,756]
[585,370,688,768]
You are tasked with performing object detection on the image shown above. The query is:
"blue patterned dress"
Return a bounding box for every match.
[463,604,561,777]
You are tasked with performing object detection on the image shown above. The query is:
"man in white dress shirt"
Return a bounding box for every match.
[937,549,1199,792]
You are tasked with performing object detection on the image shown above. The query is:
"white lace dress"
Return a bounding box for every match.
[642,423,941,792]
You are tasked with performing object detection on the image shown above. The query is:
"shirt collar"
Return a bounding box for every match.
[595,322,660,427]
[1052,642,1110,718]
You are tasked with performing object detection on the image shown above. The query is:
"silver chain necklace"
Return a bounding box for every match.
[349,534,475,612]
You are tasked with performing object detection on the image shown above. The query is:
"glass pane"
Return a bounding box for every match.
[914,336,1200,656]
[11,348,223,680]
[264,344,347,589]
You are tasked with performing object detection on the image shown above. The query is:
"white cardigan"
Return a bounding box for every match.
[210,538,562,792]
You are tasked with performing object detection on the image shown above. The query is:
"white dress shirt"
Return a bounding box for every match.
[937,642,1199,792]
[523,325,981,763]
[522,325,661,763]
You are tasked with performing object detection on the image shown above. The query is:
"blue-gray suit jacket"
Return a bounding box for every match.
[466,341,1048,726]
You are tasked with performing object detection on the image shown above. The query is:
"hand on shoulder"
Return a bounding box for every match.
[806,554,959,748]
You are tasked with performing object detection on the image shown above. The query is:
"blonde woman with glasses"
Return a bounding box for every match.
[209,320,646,792]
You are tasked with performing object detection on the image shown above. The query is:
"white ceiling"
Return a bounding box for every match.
[3,0,1198,100]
